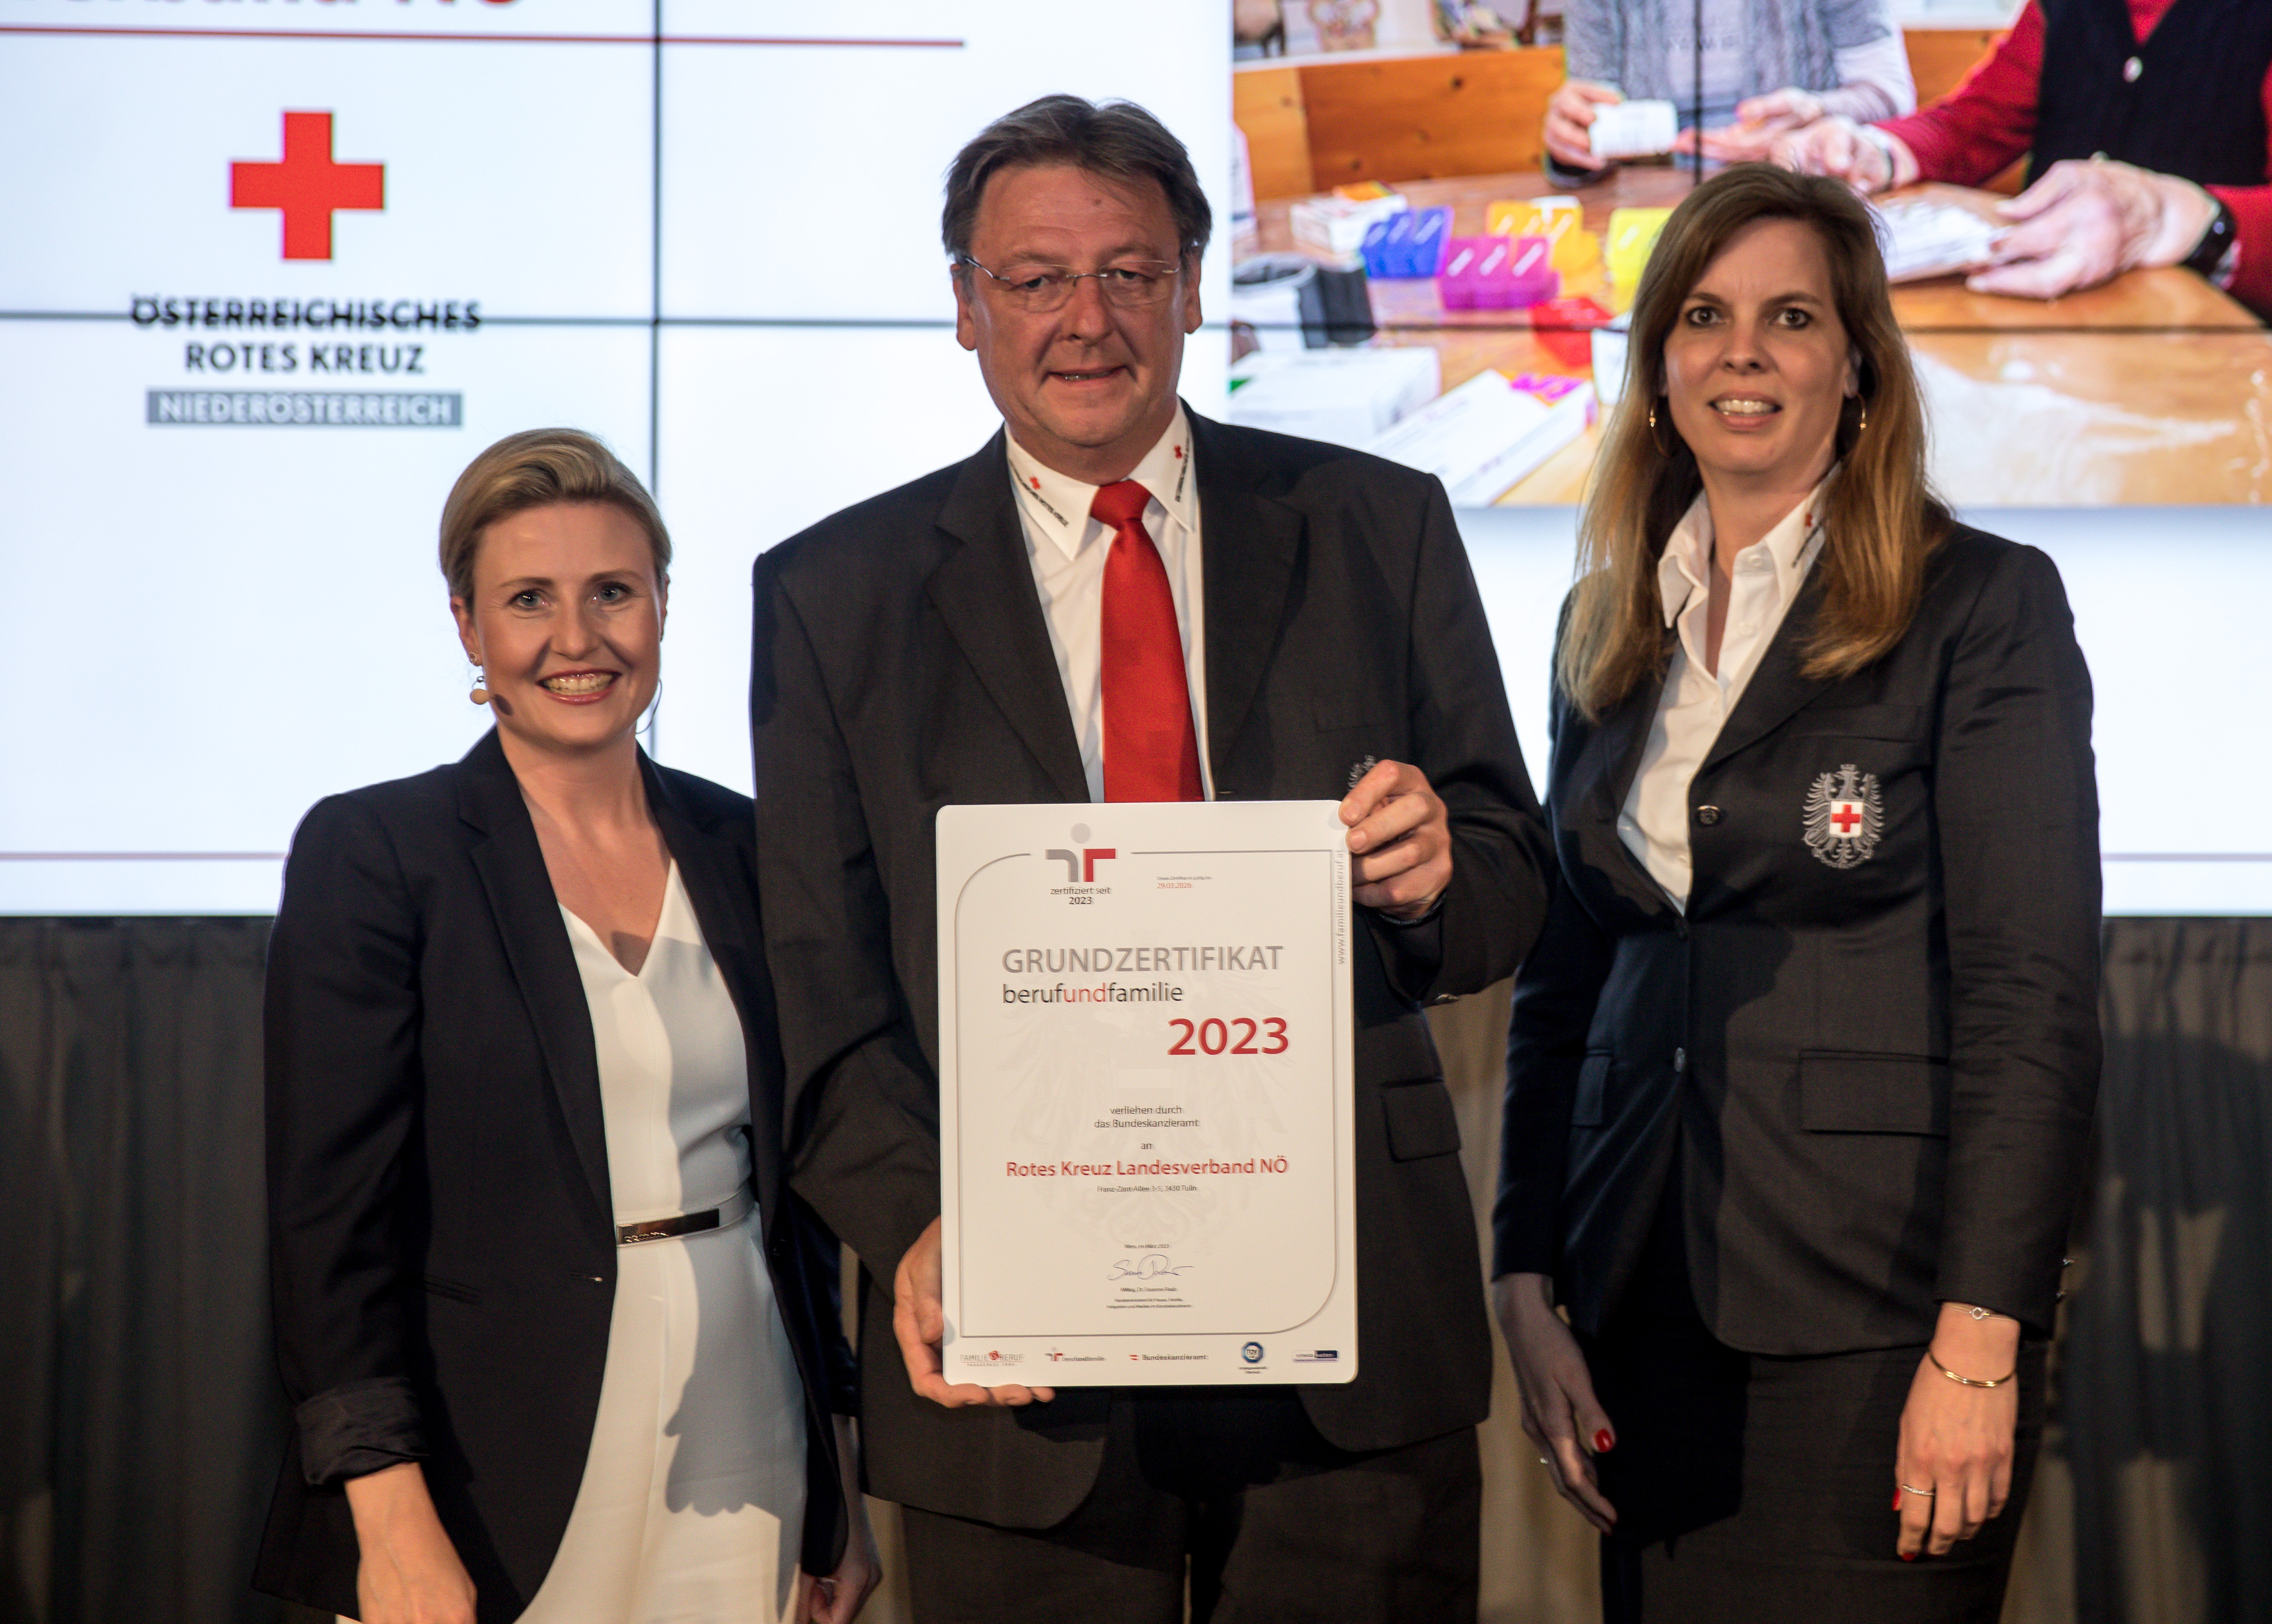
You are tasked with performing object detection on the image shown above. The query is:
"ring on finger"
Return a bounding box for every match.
[1898,1482,1935,1496]
[1539,1456,1552,1466]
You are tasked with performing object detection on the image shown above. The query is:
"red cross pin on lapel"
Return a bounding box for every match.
[231,112,385,261]
[1803,764,1882,869]
[1173,444,1184,458]
[1031,476,1042,489]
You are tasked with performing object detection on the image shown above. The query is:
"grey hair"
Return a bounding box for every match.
[942,94,1212,273]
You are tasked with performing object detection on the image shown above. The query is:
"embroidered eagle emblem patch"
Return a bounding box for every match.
[1803,763,1883,869]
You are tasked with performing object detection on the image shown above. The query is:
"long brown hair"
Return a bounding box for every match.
[1557,164,1947,719]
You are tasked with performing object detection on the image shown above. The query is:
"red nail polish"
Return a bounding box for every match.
[1893,1491,1903,1511]
[1594,1429,1615,1453]
[1900,1552,1916,1563]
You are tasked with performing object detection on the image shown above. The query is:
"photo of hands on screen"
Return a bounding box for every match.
[1230,0,2265,509]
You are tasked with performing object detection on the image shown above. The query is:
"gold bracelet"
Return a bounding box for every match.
[1929,1347,2016,1388]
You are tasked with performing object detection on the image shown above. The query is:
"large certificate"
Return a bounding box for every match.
[937,800,1357,1387]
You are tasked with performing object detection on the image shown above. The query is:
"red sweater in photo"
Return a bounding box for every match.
[1878,0,2272,316]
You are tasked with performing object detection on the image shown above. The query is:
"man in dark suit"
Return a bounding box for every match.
[749,95,1552,1621]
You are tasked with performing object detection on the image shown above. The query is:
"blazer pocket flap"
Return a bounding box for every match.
[1572,1053,1612,1128]
[1800,1051,1950,1135]
[1313,692,1394,731]
[1783,703,1924,741]
[1382,1078,1462,1161]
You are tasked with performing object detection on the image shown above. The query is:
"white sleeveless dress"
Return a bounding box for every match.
[517,864,807,1624]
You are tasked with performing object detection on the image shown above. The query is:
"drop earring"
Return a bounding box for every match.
[1858,402,1869,433]
[468,662,489,706]
[1648,396,1677,457]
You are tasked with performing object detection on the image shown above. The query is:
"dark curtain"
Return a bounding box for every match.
[2066,918,2272,1624]
[0,914,2265,1624]
[0,918,319,1624]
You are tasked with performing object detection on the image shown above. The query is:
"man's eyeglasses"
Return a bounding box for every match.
[959,256,1184,313]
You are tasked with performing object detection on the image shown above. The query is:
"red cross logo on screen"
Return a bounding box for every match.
[230,112,385,261]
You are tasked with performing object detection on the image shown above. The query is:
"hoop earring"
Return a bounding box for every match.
[468,662,489,706]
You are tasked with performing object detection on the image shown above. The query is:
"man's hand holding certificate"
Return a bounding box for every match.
[935,798,1364,1387]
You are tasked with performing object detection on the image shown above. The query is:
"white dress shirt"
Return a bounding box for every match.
[1005,407,1211,802]
[1619,476,1832,909]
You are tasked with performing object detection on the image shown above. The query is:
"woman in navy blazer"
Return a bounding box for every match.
[256,430,876,1624]
[1492,167,2099,1622]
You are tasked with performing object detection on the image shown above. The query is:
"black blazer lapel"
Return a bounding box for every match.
[642,758,788,1235]
[455,732,613,1226]
[1589,669,1664,829]
[1189,410,1302,780]
[643,757,752,961]
[1702,569,1836,773]
[926,432,1089,804]
[1570,665,1674,910]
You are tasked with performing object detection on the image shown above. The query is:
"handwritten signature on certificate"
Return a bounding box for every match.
[1109,1253,1192,1281]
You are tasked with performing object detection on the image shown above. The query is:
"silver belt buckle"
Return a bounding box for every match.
[617,1211,712,1245]
[615,1182,754,1247]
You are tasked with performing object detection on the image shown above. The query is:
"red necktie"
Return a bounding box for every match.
[1092,480,1203,802]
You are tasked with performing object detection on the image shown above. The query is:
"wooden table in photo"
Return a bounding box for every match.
[1251,168,2271,506]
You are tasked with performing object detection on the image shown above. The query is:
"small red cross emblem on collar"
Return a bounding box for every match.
[1172,444,1184,459]
[231,112,384,261]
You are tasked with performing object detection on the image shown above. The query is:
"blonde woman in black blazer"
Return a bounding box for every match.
[256,431,876,1624]
[1492,167,2099,1622]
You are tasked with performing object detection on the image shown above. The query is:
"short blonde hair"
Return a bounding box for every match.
[438,429,670,603]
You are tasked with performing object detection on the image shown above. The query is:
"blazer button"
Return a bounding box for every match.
[1673,1047,1687,1073]
[1695,805,1721,826]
